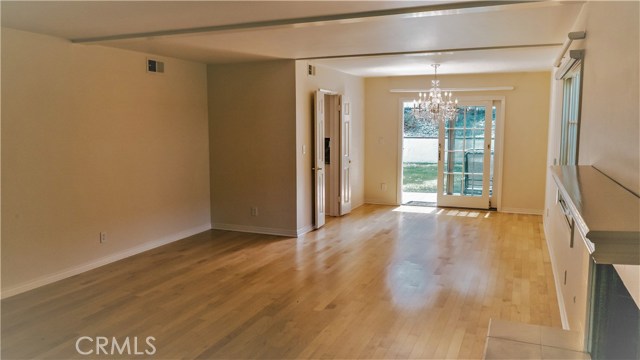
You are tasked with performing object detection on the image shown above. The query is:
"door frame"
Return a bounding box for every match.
[396,95,505,210]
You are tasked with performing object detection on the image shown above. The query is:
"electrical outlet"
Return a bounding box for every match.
[99,232,107,243]
[251,207,258,217]
[380,183,387,191]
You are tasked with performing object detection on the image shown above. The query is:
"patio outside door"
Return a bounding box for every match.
[437,101,492,209]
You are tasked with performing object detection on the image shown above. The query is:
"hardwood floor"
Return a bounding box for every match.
[1,205,561,359]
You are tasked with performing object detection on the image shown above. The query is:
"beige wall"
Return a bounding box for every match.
[295,62,365,233]
[544,2,639,308]
[1,28,211,296]
[208,60,298,236]
[578,2,639,195]
[365,72,550,213]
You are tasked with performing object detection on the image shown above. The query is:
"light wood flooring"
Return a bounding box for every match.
[2,204,561,359]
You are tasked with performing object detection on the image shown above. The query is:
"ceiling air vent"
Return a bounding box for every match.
[147,59,165,73]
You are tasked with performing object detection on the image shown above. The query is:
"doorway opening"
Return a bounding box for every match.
[313,90,352,229]
[401,101,438,206]
[399,98,502,210]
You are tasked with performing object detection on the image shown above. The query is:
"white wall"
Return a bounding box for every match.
[365,72,550,213]
[403,139,439,163]
[295,62,365,233]
[1,28,211,296]
[543,2,639,307]
[208,60,298,236]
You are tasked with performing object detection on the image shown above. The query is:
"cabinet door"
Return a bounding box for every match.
[564,228,591,348]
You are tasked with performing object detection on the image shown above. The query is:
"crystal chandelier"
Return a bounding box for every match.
[412,64,458,123]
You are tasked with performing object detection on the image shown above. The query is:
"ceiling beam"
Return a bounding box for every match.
[72,1,543,43]
[297,43,562,61]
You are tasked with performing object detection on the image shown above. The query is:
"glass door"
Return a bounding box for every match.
[437,101,492,209]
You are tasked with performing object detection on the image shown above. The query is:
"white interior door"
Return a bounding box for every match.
[340,96,352,215]
[437,101,492,209]
[314,90,326,228]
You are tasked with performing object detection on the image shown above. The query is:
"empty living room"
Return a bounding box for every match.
[1,1,638,359]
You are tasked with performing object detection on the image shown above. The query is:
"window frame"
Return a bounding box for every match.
[559,60,584,166]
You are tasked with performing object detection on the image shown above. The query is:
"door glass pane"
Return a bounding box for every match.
[465,174,483,196]
[465,151,484,174]
[444,151,463,173]
[442,106,487,197]
[442,173,463,195]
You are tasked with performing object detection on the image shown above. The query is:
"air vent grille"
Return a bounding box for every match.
[147,59,165,73]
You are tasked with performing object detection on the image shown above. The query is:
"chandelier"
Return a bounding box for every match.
[412,64,458,123]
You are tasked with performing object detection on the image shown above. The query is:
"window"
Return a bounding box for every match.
[559,62,583,165]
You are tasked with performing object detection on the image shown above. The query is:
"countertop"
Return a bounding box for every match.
[551,165,640,264]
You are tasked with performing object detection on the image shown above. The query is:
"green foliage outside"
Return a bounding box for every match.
[402,105,495,194]
[404,106,491,138]
[403,162,438,193]
[403,108,438,138]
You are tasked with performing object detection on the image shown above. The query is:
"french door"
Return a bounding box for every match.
[437,101,492,209]
[340,97,352,215]
[314,90,326,228]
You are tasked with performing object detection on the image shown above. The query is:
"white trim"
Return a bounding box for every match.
[396,97,411,206]
[1,224,211,299]
[319,88,338,94]
[364,199,397,206]
[494,97,506,211]
[543,219,570,329]
[500,207,544,215]
[390,86,514,93]
[350,202,365,211]
[212,223,297,237]
[296,224,314,237]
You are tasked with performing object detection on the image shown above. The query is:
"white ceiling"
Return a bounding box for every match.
[1,1,584,76]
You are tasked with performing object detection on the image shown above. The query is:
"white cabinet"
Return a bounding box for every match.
[562,227,591,344]
[550,187,591,349]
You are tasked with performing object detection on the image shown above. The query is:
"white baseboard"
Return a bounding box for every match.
[296,224,314,237]
[351,202,365,211]
[1,224,212,299]
[364,199,397,206]
[212,223,297,237]
[543,219,570,330]
[500,207,544,215]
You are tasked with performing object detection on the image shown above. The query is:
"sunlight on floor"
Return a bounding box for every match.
[394,205,493,218]
[445,209,484,218]
[393,205,437,214]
